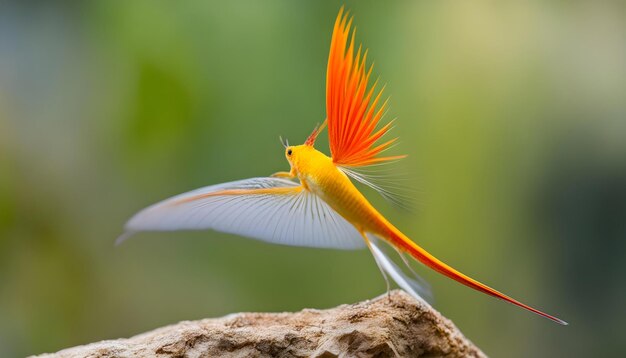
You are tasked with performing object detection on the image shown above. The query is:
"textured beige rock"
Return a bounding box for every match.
[33,290,486,358]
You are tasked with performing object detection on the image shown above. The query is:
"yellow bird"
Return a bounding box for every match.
[119,8,566,325]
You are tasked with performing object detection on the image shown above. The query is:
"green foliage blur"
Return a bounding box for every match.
[1,1,625,357]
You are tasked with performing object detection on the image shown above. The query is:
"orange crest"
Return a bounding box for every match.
[304,122,327,146]
[325,8,405,166]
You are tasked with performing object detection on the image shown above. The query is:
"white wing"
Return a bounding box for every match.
[118,177,365,250]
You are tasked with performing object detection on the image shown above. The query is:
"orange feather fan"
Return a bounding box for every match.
[325,8,405,167]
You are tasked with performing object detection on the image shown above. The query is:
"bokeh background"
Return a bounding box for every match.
[1,1,625,357]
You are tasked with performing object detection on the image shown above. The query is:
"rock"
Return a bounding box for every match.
[33,290,486,358]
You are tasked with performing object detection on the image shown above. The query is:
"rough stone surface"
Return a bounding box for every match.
[33,290,486,358]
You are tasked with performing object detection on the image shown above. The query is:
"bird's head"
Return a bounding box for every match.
[282,123,329,175]
[284,144,314,171]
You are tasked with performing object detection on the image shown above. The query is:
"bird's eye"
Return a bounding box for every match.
[287,149,293,156]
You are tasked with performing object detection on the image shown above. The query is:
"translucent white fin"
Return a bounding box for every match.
[339,165,415,211]
[366,234,433,303]
[118,177,365,250]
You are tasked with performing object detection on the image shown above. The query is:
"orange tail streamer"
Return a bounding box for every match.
[386,227,568,325]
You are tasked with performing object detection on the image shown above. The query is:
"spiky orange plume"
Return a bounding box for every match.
[304,121,327,146]
[325,7,405,167]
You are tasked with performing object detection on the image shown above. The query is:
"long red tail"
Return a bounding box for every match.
[386,227,567,325]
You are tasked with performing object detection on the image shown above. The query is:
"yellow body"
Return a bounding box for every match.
[285,145,390,236]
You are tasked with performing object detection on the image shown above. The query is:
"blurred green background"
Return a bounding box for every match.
[1,1,625,357]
